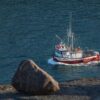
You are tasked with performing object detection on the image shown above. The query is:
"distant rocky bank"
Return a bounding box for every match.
[0,60,100,100]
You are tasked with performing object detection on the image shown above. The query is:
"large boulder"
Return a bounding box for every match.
[12,60,60,95]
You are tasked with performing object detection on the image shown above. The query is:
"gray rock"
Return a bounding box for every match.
[12,60,60,95]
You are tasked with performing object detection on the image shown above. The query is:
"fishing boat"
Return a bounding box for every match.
[48,15,100,66]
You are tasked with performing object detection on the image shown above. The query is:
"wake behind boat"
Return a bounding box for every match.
[48,15,100,66]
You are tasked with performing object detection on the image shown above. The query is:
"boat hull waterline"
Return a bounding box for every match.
[48,55,100,66]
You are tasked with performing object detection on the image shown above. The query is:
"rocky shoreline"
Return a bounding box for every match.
[1,60,100,100]
[0,78,100,100]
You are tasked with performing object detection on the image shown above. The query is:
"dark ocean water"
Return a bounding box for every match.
[0,0,100,84]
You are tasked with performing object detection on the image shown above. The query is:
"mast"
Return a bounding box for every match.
[67,12,74,51]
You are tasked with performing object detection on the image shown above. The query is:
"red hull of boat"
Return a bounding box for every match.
[53,55,100,64]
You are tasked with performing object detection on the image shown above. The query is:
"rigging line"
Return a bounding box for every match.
[55,34,62,42]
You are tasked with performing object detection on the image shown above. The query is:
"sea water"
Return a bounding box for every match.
[0,0,100,84]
